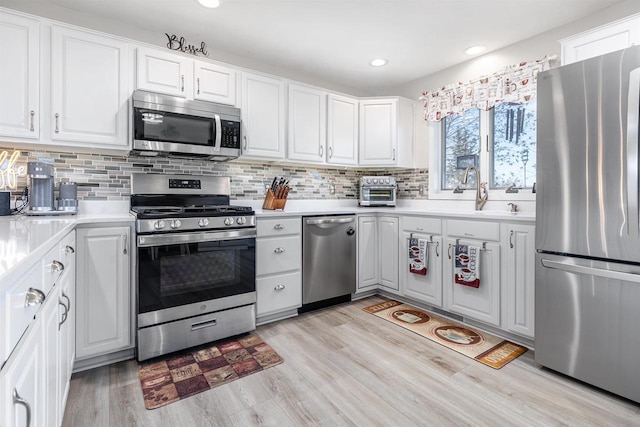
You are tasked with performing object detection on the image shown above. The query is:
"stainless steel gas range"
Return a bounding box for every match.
[130,173,256,361]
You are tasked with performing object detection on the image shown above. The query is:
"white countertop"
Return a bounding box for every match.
[0,199,534,287]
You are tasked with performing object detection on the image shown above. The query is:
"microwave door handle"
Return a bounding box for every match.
[213,114,222,152]
[626,67,640,237]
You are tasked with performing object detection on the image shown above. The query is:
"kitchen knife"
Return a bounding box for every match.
[271,177,277,193]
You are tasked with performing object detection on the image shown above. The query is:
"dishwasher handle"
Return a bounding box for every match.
[305,217,355,225]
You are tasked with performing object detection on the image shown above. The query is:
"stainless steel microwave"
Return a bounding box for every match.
[359,176,397,206]
[131,90,241,161]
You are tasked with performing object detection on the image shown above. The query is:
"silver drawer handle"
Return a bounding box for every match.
[52,260,64,273]
[274,247,285,254]
[13,388,31,427]
[274,284,285,291]
[25,288,45,307]
[62,291,71,313]
[274,224,285,230]
[65,245,75,254]
[30,110,35,132]
[54,112,59,133]
[191,319,217,331]
[58,298,68,330]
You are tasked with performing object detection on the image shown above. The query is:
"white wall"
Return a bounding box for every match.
[0,0,373,97]
[383,0,640,99]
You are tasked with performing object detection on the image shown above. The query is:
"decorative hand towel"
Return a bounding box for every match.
[454,244,480,288]
[409,238,428,275]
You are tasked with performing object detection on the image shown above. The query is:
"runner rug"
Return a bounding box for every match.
[138,332,283,409]
[363,300,527,369]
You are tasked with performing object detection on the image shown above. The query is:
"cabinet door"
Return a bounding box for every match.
[445,238,501,326]
[287,84,327,163]
[0,12,39,139]
[51,26,129,147]
[76,226,131,359]
[504,224,535,338]
[137,46,191,97]
[359,99,397,166]
[0,317,42,427]
[41,286,61,427]
[194,60,237,105]
[561,16,640,65]
[357,216,378,290]
[401,232,443,307]
[327,94,358,165]
[378,216,399,291]
[241,72,286,159]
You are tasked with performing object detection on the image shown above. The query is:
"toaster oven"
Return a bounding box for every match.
[359,176,396,207]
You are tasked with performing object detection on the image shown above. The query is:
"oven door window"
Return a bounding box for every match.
[138,238,255,313]
[134,108,214,146]
[363,188,394,201]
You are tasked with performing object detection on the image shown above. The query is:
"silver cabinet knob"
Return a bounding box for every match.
[154,220,166,230]
[274,224,285,230]
[25,288,45,307]
[198,218,210,227]
[65,245,75,254]
[51,260,64,272]
[274,247,285,254]
[170,219,182,229]
[274,284,285,291]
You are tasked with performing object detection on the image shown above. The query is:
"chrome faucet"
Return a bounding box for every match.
[461,165,488,210]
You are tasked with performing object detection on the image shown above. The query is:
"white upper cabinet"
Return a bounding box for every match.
[193,60,237,105]
[51,26,130,148]
[327,94,358,165]
[360,99,397,166]
[241,72,286,160]
[561,14,640,65]
[137,47,237,106]
[0,12,39,139]
[287,84,327,163]
[136,46,192,97]
[359,97,414,167]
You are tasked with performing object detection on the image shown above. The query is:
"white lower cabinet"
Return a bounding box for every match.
[256,217,302,323]
[445,237,501,327]
[502,223,536,339]
[357,215,379,291]
[357,215,399,292]
[1,316,43,427]
[76,226,132,360]
[401,232,443,307]
[378,216,399,291]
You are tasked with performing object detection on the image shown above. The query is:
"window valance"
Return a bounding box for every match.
[420,55,554,122]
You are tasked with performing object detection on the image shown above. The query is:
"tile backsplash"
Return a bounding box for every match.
[0,146,428,201]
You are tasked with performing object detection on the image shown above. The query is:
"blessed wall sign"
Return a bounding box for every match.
[165,33,209,56]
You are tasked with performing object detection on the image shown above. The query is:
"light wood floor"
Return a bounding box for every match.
[62,296,640,426]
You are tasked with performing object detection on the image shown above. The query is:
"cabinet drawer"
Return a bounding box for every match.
[256,271,302,316]
[446,220,500,241]
[402,216,441,234]
[257,217,301,237]
[3,264,44,364]
[257,235,301,275]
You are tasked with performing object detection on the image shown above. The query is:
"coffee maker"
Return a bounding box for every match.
[27,162,55,214]
[26,161,78,215]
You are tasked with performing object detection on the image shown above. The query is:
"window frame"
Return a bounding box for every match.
[428,107,536,202]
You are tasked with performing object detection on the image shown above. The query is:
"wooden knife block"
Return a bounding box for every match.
[262,189,287,210]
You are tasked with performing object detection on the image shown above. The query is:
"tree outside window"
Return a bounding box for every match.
[441,108,480,190]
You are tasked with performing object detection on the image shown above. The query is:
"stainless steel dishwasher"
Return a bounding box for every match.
[302,215,356,309]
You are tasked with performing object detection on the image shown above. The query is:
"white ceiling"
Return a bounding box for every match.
[14,0,625,94]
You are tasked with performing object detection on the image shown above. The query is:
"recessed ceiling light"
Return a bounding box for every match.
[197,0,220,8]
[464,45,487,55]
[369,58,388,67]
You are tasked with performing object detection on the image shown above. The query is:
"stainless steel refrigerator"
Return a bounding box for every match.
[536,45,640,403]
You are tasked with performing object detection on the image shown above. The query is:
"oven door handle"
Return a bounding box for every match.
[137,228,256,247]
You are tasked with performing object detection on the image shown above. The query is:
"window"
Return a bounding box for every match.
[434,99,536,198]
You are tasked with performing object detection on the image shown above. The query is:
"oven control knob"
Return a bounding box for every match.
[170,220,181,229]
[198,218,209,227]
[224,217,234,226]
[373,178,379,184]
[385,178,390,184]
[154,220,166,230]
[236,216,247,225]
[366,178,372,184]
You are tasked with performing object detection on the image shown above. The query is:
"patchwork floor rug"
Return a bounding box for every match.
[138,332,283,409]
[363,300,527,369]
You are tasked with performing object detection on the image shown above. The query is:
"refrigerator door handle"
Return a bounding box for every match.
[541,259,640,283]
[626,68,640,237]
